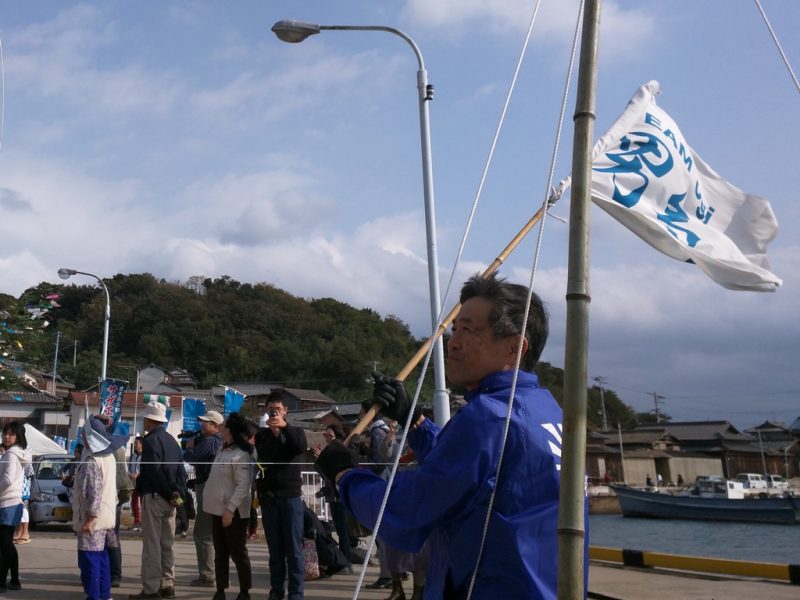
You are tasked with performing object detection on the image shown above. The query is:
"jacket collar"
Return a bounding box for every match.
[464,369,539,403]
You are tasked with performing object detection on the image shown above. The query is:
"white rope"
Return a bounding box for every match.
[350,0,583,595]
[435,0,546,321]
[350,2,556,596]
[465,1,584,597]
[349,345,436,600]
[753,0,800,94]
[0,34,4,152]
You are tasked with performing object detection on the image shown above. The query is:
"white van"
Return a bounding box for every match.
[734,473,768,490]
[767,474,789,490]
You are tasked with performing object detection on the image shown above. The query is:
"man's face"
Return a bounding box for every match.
[446,297,523,391]
[267,402,287,419]
[134,440,142,454]
[200,420,219,436]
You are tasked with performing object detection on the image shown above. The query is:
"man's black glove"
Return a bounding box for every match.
[371,371,421,427]
[315,440,359,488]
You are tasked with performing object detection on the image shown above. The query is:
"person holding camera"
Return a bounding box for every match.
[183,410,223,588]
[254,390,308,600]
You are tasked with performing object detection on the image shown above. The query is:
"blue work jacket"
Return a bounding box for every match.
[340,370,586,599]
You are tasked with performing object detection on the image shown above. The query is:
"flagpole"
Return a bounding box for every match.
[557,1,601,599]
[132,369,140,438]
[345,204,549,443]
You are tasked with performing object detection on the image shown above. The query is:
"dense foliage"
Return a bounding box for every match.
[3,274,637,428]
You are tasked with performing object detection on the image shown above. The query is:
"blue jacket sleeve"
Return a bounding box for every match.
[406,417,441,463]
[339,407,493,553]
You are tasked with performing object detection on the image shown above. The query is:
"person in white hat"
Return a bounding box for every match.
[129,401,182,600]
[184,410,223,588]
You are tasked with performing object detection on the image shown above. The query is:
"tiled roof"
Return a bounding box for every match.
[70,390,218,410]
[284,388,336,405]
[0,391,63,405]
[637,421,752,442]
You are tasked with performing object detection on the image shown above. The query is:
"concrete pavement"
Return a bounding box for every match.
[11,526,800,599]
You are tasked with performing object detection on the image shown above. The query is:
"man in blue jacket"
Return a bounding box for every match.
[318,273,579,599]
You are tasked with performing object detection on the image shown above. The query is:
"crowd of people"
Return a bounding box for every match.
[0,273,572,600]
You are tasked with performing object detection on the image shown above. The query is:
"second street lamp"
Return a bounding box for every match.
[58,268,111,383]
[271,19,450,423]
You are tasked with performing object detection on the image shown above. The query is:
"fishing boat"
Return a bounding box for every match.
[613,481,800,525]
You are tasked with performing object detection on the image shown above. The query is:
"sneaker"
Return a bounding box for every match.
[7,582,20,591]
[234,592,250,600]
[128,593,161,600]
[111,577,121,588]
[129,524,142,532]
[191,578,216,587]
[365,577,392,589]
[267,590,284,600]
[212,591,226,600]
[160,587,175,599]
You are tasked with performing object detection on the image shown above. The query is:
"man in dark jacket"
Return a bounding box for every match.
[129,401,182,600]
[254,390,308,600]
[183,409,222,587]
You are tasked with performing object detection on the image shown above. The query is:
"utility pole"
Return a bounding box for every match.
[593,376,609,431]
[51,331,61,395]
[73,339,78,367]
[651,391,665,423]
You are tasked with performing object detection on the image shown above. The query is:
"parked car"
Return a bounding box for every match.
[734,473,768,490]
[29,453,73,527]
[767,474,789,490]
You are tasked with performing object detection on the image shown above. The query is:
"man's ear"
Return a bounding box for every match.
[507,335,529,361]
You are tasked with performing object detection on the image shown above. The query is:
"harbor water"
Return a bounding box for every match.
[589,514,800,564]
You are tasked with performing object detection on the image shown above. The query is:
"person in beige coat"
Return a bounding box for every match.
[74,415,125,600]
[203,412,254,600]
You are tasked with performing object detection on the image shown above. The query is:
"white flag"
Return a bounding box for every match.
[590,81,781,291]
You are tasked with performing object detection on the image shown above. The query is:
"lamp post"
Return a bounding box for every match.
[593,375,609,432]
[271,19,450,423]
[58,268,110,383]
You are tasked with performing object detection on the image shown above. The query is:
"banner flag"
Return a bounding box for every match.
[589,80,781,291]
[224,387,246,417]
[182,398,206,432]
[144,393,171,406]
[99,378,127,426]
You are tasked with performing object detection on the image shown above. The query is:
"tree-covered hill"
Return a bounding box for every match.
[2,273,638,427]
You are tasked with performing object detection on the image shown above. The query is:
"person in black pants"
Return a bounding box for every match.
[254,390,308,600]
[203,412,254,600]
[316,425,352,573]
[0,422,29,592]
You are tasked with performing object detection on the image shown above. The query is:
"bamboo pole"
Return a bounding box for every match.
[345,204,549,442]
[557,1,601,598]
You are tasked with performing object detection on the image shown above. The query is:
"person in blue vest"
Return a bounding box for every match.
[317,273,581,599]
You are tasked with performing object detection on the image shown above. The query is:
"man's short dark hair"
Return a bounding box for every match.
[459,272,549,370]
[266,389,293,408]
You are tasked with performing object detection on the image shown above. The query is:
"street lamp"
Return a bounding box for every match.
[271,19,450,423]
[58,268,111,383]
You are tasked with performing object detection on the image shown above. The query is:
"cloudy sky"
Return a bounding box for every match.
[0,1,797,428]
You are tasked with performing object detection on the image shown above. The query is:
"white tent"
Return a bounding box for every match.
[23,423,67,456]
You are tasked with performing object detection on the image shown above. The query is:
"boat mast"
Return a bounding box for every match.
[557,0,601,598]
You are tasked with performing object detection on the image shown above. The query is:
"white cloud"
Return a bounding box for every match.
[8,7,182,117]
[403,0,656,60]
